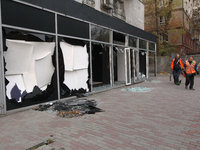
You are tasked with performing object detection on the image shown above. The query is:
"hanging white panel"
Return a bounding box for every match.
[35,53,55,88]
[4,40,33,75]
[60,42,74,71]
[73,45,88,70]
[28,42,55,73]
[76,69,88,91]
[64,71,78,90]
[23,72,37,93]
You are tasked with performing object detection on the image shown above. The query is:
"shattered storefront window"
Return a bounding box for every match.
[113,46,126,86]
[59,37,91,98]
[149,52,156,77]
[91,25,110,43]
[139,39,147,49]
[139,51,147,81]
[149,42,155,51]
[92,43,111,91]
[3,28,58,110]
[129,36,137,48]
[113,31,125,45]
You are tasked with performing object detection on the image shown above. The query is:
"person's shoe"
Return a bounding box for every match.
[189,88,195,90]
[185,86,188,89]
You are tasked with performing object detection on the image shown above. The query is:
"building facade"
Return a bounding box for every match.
[145,0,200,55]
[0,0,156,114]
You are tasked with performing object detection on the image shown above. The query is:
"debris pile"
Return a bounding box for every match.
[33,99,104,118]
[26,139,53,150]
[158,71,169,75]
[122,87,151,92]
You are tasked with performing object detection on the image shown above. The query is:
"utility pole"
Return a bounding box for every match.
[155,0,159,56]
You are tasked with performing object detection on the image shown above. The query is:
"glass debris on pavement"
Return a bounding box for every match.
[32,99,104,118]
[122,87,151,92]
[147,80,161,83]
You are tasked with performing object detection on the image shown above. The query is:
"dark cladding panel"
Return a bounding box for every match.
[82,4,97,23]
[42,0,67,14]
[96,11,109,27]
[124,23,157,42]
[109,17,126,33]
[19,0,43,7]
[66,0,82,19]
[1,0,55,33]
[58,15,89,39]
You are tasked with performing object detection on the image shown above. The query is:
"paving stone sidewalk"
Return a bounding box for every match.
[0,75,200,150]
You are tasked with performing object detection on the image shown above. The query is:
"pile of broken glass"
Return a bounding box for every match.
[122,87,150,92]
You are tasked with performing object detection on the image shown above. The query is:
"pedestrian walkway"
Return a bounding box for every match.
[0,75,200,150]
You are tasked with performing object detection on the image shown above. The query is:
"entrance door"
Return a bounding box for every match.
[125,48,131,85]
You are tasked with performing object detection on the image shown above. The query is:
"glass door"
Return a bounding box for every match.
[125,48,131,85]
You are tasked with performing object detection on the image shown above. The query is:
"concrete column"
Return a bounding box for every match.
[109,30,113,87]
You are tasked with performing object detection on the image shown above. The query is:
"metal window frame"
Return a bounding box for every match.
[0,0,7,114]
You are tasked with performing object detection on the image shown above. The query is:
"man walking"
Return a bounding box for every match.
[171,54,184,85]
[184,56,199,90]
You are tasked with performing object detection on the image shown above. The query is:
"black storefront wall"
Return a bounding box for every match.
[0,0,156,113]
[1,0,157,42]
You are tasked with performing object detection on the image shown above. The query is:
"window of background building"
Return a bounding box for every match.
[159,16,165,24]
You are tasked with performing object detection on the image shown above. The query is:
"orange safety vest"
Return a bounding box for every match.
[171,58,183,70]
[185,60,196,74]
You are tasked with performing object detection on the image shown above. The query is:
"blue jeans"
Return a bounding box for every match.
[173,70,180,83]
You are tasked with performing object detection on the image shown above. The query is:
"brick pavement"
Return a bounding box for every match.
[0,75,200,150]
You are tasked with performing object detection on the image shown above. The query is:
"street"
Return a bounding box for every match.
[0,75,200,150]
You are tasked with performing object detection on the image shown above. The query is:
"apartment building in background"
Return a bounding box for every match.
[145,0,200,55]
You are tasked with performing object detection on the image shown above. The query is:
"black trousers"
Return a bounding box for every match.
[185,75,194,89]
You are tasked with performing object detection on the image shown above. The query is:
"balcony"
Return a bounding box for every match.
[101,0,113,10]
[112,0,126,21]
[82,0,95,7]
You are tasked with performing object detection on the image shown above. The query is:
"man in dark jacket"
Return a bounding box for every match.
[171,54,183,85]
[183,56,199,90]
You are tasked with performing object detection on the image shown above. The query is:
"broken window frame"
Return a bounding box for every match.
[3,28,59,111]
[91,25,110,43]
[129,36,138,48]
[139,39,147,50]
[149,42,156,51]
[91,42,112,91]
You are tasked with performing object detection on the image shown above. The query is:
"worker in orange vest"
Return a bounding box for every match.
[183,56,199,90]
[171,54,184,85]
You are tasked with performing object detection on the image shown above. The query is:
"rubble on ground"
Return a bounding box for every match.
[26,139,53,150]
[158,71,169,75]
[32,99,104,118]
